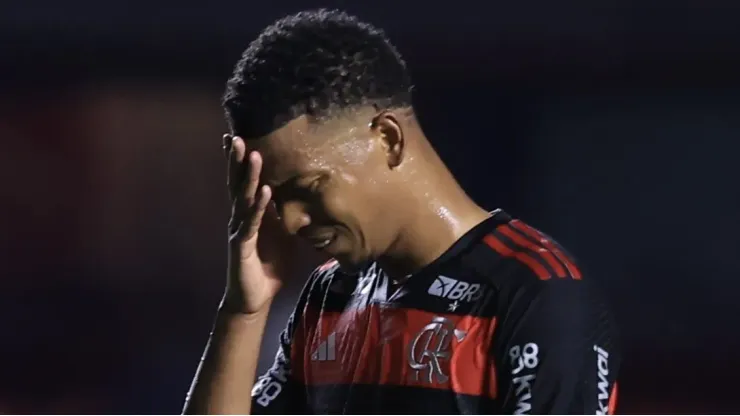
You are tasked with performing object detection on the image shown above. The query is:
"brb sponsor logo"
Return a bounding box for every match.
[594,345,612,415]
[509,342,540,415]
[408,316,467,384]
[252,365,289,407]
[428,275,485,302]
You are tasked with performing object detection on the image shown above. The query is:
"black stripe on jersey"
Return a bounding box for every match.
[304,384,497,414]
[506,222,583,280]
[534,229,583,270]
[504,224,577,277]
[503,223,546,250]
[457,237,546,289]
[491,229,561,279]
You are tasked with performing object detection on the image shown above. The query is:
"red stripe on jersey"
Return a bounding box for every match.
[483,234,551,280]
[510,220,582,280]
[292,305,498,398]
[608,382,618,415]
[488,350,499,399]
[317,259,339,272]
[498,225,567,278]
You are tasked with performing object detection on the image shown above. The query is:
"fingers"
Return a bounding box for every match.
[233,136,246,162]
[224,134,271,242]
[244,185,272,240]
[227,136,247,200]
[222,133,232,158]
[243,151,262,207]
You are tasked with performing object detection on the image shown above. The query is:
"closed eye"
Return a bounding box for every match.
[273,175,326,204]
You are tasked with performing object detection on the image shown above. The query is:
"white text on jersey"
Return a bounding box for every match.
[253,363,289,407]
[595,345,611,415]
[428,275,485,302]
[510,343,540,415]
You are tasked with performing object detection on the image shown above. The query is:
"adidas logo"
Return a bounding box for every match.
[428,275,485,303]
[310,332,337,362]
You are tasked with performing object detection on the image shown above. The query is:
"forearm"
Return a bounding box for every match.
[183,304,272,415]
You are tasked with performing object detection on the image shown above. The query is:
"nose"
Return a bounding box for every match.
[278,200,311,236]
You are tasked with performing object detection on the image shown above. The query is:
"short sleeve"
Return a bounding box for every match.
[491,277,620,415]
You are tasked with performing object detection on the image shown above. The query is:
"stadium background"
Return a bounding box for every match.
[1,0,739,413]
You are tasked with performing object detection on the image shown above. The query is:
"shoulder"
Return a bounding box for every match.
[462,217,590,298]
[471,219,614,328]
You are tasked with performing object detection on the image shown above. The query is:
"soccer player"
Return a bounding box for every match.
[183,9,620,415]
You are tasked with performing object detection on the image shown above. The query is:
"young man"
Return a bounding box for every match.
[184,9,620,415]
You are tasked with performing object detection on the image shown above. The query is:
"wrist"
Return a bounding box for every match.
[219,291,273,318]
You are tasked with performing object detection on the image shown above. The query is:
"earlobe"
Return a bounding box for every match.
[370,111,404,168]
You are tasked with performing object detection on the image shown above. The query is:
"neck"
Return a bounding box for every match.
[377,189,491,279]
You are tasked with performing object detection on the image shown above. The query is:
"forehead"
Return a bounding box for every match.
[251,115,372,186]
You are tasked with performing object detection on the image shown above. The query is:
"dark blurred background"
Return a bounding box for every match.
[1,0,739,413]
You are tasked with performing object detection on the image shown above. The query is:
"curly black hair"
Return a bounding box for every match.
[223,9,413,139]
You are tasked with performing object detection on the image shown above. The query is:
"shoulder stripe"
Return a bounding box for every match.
[317,259,339,273]
[510,220,582,280]
[482,234,551,280]
[498,224,567,278]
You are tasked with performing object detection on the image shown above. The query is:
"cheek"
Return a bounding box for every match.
[312,185,356,224]
[316,178,376,225]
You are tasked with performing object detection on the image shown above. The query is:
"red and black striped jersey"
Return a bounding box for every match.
[251,210,620,414]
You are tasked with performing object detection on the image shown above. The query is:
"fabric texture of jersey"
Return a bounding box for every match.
[251,210,620,414]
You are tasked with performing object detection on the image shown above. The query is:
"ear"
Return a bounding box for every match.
[370,111,404,169]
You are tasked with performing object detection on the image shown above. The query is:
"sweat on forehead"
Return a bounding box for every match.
[256,110,371,143]
[250,114,374,184]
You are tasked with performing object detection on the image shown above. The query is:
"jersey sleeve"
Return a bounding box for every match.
[491,277,620,415]
[250,267,322,414]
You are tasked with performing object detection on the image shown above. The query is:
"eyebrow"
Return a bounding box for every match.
[269,170,323,191]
